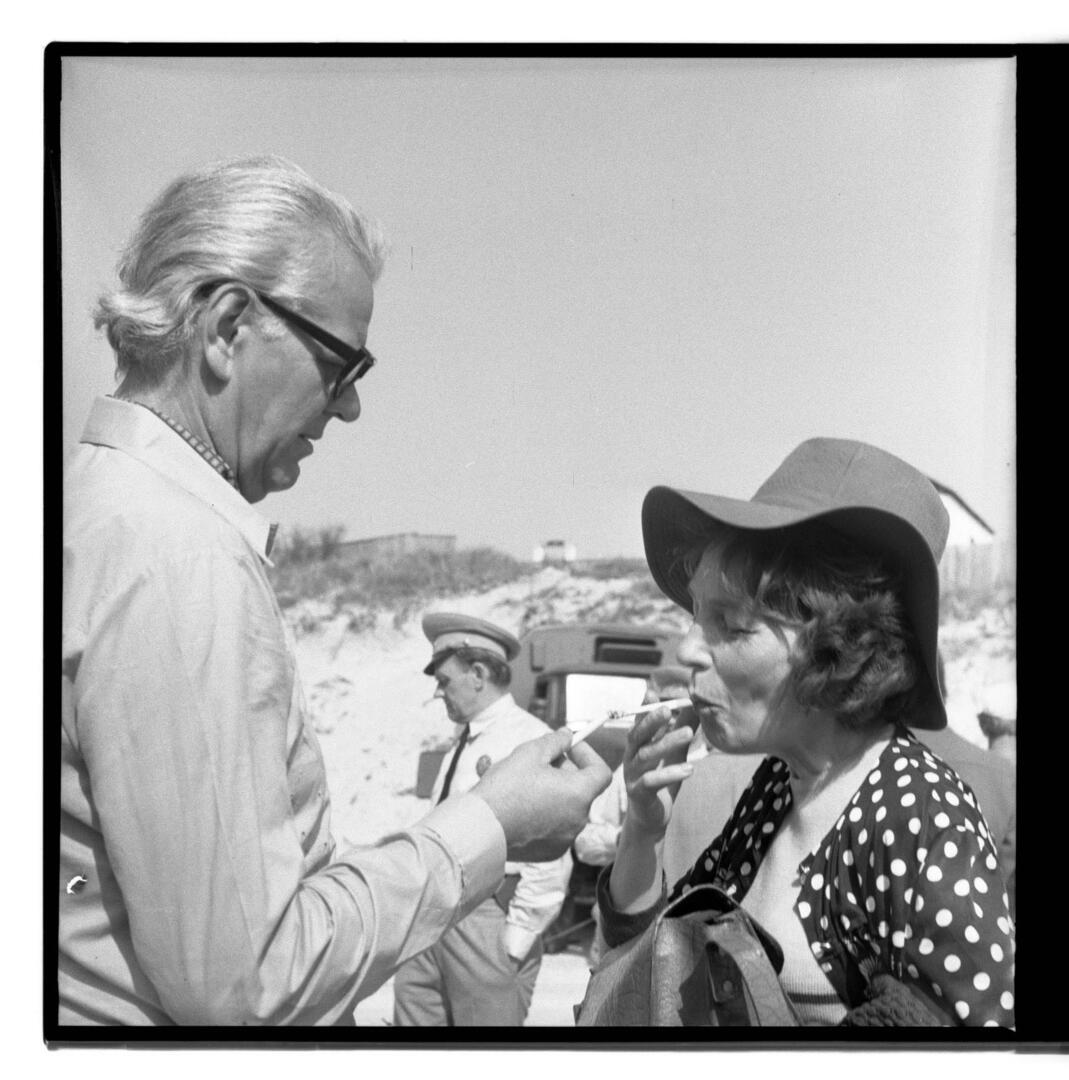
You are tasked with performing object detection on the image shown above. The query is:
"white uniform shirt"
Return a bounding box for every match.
[432,693,572,960]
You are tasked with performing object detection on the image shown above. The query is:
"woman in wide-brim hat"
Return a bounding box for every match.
[595,439,1015,1028]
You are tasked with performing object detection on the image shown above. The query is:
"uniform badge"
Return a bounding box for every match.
[475,754,493,777]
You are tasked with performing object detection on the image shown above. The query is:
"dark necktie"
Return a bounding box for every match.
[437,725,470,804]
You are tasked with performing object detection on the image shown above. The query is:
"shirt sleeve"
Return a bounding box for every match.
[71,547,506,1024]
[903,820,1016,1027]
[573,768,626,867]
[503,849,573,961]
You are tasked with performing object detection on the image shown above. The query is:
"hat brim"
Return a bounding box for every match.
[642,486,946,730]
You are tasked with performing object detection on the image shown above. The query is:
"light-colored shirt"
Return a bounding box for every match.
[431,693,571,960]
[61,396,506,1025]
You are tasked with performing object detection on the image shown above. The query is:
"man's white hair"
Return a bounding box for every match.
[94,155,387,384]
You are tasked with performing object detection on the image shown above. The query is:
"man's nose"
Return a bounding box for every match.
[329,384,361,423]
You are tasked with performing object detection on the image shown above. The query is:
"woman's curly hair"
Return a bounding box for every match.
[679,521,925,730]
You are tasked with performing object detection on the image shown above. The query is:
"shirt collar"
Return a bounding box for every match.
[79,395,277,562]
[467,692,516,739]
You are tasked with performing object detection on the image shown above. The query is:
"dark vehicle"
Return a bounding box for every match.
[511,622,684,772]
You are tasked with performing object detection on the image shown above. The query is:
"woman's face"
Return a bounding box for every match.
[677,542,800,756]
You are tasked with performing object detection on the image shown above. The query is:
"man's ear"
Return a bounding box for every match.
[201,286,254,384]
[470,661,488,689]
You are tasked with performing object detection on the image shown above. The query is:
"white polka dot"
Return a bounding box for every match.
[908,815,920,831]
[954,879,971,898]
[752,799,763,812]
[866,897,876,914]
[932,790,941,803]
[798,900,811,918]
[965,926,980,944]
[825,885,832,900]
[891,858,907,877]
[907,963,919,978]
[876,875,890,892]
[870,770,882,784]
[773,798,783,811]
[973,902,984,919]
[740,862,752,876]
[986,854,998,871]
[915,894,925,912]
[964,819,975,833]
[926,865,942,883]
[946,791,960,806]
[877,920,888,938]
[892,931,906,948]
[955,1001,970,1020]
[925,771,939,782]
[704,858,714,871]
[882,829,895,846]
[894,757,908,771]
[904,888,913,904]
[944,840,958,858]
[810,873,824,891]
[876,806,887,822]
[974,877,989,894]
[934,984,943,997]
[762,821,775,834]
[974,972,991,991]
[820,915,829,930]
[872,789,883,803]
[727,884,737,895]
[934,812,950,828]
[1001,992,1014,1010]
[945,954,961,973]
[990,943,1003,961]
[897,775,912,788]
[841,914,851,930]
[821,962,833,973]
[743,823,753,835]
[858,829,868,845]
[847,891,857,905]
[997,917,1011,935]
[919,938,934,955]
[849,806,863,823]
[917,848,928,864]
[869,852,875,868]
[810,941,822,955]
[935,908,953,927]
[843,850,855,866]
[984,1021,999,1027]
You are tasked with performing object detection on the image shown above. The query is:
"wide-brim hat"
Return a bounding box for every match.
[642,438,949,730]
[422,612,521,676]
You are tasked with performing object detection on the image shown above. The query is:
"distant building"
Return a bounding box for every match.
[930,479,1012,592]
[532,539,577,565]
[931,480,996,548]
[337,532,457,563]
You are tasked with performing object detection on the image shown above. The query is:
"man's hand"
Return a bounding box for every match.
[471,728,611,862]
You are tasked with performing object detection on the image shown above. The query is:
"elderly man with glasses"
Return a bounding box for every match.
[61,156,609,1027]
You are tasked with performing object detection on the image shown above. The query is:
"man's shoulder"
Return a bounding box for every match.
[66,444,251,562]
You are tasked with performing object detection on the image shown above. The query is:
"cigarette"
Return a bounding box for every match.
[566,698,691,747]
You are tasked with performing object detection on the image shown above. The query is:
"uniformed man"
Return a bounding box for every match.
[391,613,573,1026]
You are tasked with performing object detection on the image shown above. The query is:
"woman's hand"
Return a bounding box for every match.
[621,705,696,836]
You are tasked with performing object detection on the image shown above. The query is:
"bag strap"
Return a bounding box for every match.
[703,914,799,1026]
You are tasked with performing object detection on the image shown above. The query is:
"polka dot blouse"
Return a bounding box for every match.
[670,731,1015,1027]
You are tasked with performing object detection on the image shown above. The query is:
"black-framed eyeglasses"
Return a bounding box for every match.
[254,291,376,400]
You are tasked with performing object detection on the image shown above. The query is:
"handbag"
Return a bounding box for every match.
[574,883,799,1026]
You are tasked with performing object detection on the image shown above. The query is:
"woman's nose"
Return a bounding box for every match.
[676,622,711,669]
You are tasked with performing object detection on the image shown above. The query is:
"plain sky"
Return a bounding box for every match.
[60,54,1015,560]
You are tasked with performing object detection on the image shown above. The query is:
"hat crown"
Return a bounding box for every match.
[753,438,950,562]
